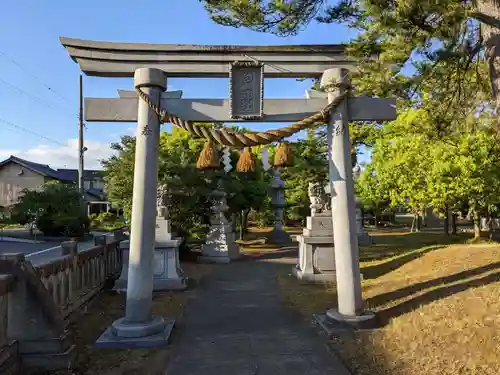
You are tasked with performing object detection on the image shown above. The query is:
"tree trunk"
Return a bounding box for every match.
[451,213,457,235]
[473,211,481,239]
[477,1,500,120]
[487,213,494,239]
[374,213,378,228]
[231,213,238,233]
[416,214,422,232]
[239,209,250,240]
[443,209,449,236]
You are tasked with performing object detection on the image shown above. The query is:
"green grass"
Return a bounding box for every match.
[90,219,127,232]
[277,230,500,375]
[0,223,25,230]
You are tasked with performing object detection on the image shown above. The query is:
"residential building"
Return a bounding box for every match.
[0,155,110,214]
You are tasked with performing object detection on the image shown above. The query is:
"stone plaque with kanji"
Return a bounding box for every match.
[229,61,264,120]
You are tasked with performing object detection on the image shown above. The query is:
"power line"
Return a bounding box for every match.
[0,50,73,105]
[0,77,78,119]
[0,117,67,147]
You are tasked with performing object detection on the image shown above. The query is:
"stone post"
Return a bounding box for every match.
[94,235,107,246]
[61,241,78,256]
[321,68,374,325]
[97,68,169,346]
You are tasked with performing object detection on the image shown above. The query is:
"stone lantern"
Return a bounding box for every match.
[267,168,292,244]
[199,180,240,263]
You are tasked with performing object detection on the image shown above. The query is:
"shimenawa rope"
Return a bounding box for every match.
[135,84,349,148]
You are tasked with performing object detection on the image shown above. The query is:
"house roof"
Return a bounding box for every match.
[0,155,108,202]
[56,168,104,182]
[0,155,62,179]
[86,187,106,200]
[0,156,104,182]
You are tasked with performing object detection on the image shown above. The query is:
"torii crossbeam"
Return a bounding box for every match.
[60,37,396,346]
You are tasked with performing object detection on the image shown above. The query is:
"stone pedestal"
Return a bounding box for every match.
[153,238,186,290]
[199,187,240,263]
[116,217,186,292]
[294,203,337,282]
[293,234,336,282]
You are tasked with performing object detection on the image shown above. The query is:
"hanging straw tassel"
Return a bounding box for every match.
[236,147,256,172]
[196,140,220,169]
[273,141,294,168]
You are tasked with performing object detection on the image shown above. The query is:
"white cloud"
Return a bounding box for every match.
[0,138,115,170]
[125,126,137,136]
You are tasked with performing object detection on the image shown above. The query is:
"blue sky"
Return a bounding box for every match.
[0,0,362,169]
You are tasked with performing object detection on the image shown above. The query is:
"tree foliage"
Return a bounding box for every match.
[11,181,88,237]
[102,127,269,239]
[200,0,497,125]
[200,0,500,239]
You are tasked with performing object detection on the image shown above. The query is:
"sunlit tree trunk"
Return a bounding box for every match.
[451,213,458,235]
[473,210,482,239]
[443,208,449,236]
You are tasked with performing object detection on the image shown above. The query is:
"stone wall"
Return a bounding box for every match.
[0,274,20,375]
[0,233,123,373]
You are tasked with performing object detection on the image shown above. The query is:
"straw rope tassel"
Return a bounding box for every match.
[196,140,220,169]
[274,142,294,168]
[236,147,256,172]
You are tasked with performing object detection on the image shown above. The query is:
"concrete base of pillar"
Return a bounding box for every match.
[326,309,376,327]
[267,228,292,244]
[95,316,175,349]
[292,265,336,283]
[313,310,377,336]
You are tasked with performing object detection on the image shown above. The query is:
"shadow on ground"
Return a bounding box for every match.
[361,245,447,280]
[372,261,500,324]
[359,232,470,262]
[269,230,500,375]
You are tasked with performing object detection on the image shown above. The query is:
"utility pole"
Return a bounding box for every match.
[78,74,85,208]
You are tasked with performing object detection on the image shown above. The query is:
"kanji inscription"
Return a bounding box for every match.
[229,61,263,120]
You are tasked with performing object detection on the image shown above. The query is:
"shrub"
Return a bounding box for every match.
[11,181,88,237]
[96,212,117,223]
[88,213,99,223]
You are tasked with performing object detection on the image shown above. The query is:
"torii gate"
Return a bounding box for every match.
[60,37,396,346]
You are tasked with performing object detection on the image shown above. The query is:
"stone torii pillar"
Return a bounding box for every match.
[97,68,173,347]
[321,68,374,326]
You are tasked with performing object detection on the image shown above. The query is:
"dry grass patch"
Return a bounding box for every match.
[55,262,214,375]
[277,231,500,375]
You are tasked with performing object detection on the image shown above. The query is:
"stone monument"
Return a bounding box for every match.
[293,182,336,282]
[268,168,292,244]
[199,184,240,263]
[115,184,186,292]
